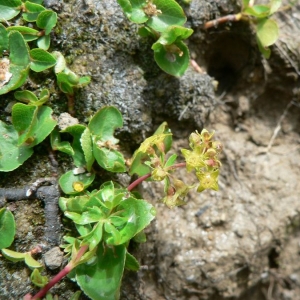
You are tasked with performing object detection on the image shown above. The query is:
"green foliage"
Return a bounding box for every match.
[0,208,16,249]
[1,248,42,269]
[117,0,193,76]
[242,0,281,58]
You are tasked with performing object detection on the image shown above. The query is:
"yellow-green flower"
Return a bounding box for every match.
[181,148,206,172]
[196,169,219,192]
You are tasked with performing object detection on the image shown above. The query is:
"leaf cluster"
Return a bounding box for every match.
[117,0,193,76]
[241,0,281,58]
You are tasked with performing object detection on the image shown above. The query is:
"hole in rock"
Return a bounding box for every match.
[204,31,253,93]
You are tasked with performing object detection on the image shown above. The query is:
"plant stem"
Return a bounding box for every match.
[27,245,89,300]
[204,13,242,29]
[127,162,186,192]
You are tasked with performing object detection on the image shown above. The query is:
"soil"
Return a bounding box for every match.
[1,0,300,299]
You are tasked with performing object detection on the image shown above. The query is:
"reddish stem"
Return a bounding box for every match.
[204,13,242,29]
[27,245,89,300]
[127,162,186,192]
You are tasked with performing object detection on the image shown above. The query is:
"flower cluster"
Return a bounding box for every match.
[181,129,222,193]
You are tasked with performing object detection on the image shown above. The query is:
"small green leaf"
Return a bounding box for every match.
[23,1,46,22]
[0,208,16,249]
[50,129,74,156]
[7,26,39,42]
[88,106,123,142]
[0,0,22,21]
[256,18,279,47]
[165,153,177,168]
[81,222,104,250]
[0,121,33,171]
[24,252,43,269]
[76,243,126,300]
[243,5,270,18]
[52,51,66,73]
[117,0,148,23]
[36,10,57,35]
[37,34,51,50]
[269,0,281,15]
[125,251,140,271]
[93,145,126,173]
[30,48,57,72]
[146,0,186,32]
[153,41,190,76]
[1,248,26,262]
[14,90,39,104]
[56,73,74,95]
[78,75,91,87]
[59,170,95,195]
[0,24,9,53]
[12,103,57,147]
[81,127,94,172]
[31,269,49,288]
[62,124,87,167]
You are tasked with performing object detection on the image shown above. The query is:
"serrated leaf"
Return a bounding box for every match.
[0,121,33,171]
[59,170,95,195]
[0,0,22,21]
[88,106,123,142]
[30,48,57,72]
[76,243,126,300]
[0,208,16,249]
[36,10,57,35]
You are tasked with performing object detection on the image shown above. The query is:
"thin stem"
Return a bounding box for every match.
[127,162,186,192]
[204,13,242,29]
[28,245,89,300]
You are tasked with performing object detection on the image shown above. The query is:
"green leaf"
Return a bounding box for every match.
[105,197,156,245]
[58,170,95,195]
[24,252,43,269]
[153,40,190,76]
[23,1,45,22]
[256,18,279,47]
[37,34,51,50]
[30,48,57,72]
[0,0,22,21]
[62,124,87,167]
[146,0,186,32]
[1,248,26,262]
[165,153,177,168]
[269,0,281,15]
[36,10,57,35]
[152,25,193,46]
[88,106,123,142]
[81,127,94,172]
[93,145,126,173]
[65,206,105,225]
[0,24,9,53]
[12,103,57,147]
[81,222,104,250]
[76,243,126,300]
[52,51,66,73]
[125,251,140,271]
[7,26,39,42]
[56,73,74,95]
[31,269,49,288]
[50,129,74,156]
[243,5,270,18]
[0,121,33,171]
[117,0,148,23]
[256,36,271,59]
[14,90,38,104]
[0,31,30,95]
[78,75,91,87]
[0,208,16,249]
